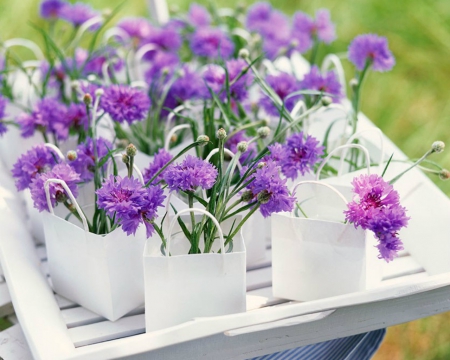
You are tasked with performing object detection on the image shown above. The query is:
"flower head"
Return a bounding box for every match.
[100,85,150,124]
[164,66,205,110]
[164,155,218,192]
[144,51,179,83]
[188,3,211,27]
[280,132,324,180]
[30,163,80,212]
[96,175,165,237]
[60,2,100,28]
[348,34,395,72]
[260,73,301,116]
[226,131,257,164]
[12,145,59,190]
[190,27,234,59]
[144,27,182,57]
[345,174,409,262]
[40,0,67,19]
[69,137,112,182]
[116,17,154,45]
[244,161,295,218]
[143,149,173,185]
[300,66,343,102]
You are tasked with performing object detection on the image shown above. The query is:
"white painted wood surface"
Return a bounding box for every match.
[1,115,450,359]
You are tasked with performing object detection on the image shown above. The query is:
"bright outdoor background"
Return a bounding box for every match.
[0,0,449,359]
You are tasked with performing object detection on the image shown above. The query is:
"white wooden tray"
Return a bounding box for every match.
[1,115,450,360]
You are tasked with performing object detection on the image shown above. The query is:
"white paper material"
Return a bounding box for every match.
[43,212,147,321]
[144,213,246,332]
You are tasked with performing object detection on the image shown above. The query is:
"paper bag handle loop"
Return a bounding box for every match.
[44,143,65,161]
[316,144,371,181]
[44,179,89,232]
[164,124,191,152]
[321,54,347,98]
[291,180,348,211]
[165,104,191,135]
[340,128,385,175]
[105,154,144,185]
[166,208,225,257]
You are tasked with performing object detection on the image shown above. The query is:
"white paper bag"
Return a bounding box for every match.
[272,181,381,302]
[144,208,246,332]
[42,179,146,321]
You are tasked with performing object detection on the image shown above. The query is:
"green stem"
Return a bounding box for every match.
[225,204,260,246]
[351,61,371,135]
[128,155,134,178]
[389,149,433,185]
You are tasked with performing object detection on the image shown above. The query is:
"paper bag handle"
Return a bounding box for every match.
[165,208,225,257]
[291,180,348,213]
[44,143,65,161]
[321,54,347,98]
[316,144,371,181]
[44,179,89,232]
[164,124,191,151]
[105,154,144,185]
[165,104,191,134]
[340,128,385,174]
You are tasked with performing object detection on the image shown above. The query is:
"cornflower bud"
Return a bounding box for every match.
[439,169,450,180]
[321,96,332,107]
[432,141,445,153]
[197,135,210,146]
[126,144,137,157]
[71,80,80,90]
[66,150,77,161]
[257,126,270,139]
[257,190,271,204]
[241,190,254,202]
[95,88,104,97]
[217,128,227,140]
[83,93,92,106]
[349,78,359,90]
[257,162,266,169]
[122,154,130,164]
[239,48,250,59]
[237,141,248,152]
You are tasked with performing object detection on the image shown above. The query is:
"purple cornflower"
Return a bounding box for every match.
[40,0,67,19]
[116,17,154,46]
[0,96,8,136]
[143,149,173,185]
[292,9,336,53]
[244,161,295,218]
[279,132,324,180]
[144,27,182,56]
[96,175,165,237]
[344,174,409,262]
[190,27,234,59]
[260,72,301,116]
[188,3,211,27]
[30,163,80,212]
[202,59,252,101]
[164,155,218,192]
[79,47,123,78]
[17,98,68,140]
[60,2,100,28]
[100,85,150,125]
[69,137,112,182]
[51,103,89,140]
[300,66,343,102]
[11,145,58,190]
[348,34,395,72]
[144,51,179,85]
[164,66,205,110]
[226,131,257,164]
[246,2,272,32]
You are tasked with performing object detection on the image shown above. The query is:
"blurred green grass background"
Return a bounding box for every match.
[1,0,449,358]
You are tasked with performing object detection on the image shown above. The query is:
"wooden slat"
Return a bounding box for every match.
[381,256,424,280]
[380,272,429,288]
[68,314,145,347]
[54,294,78,310]
[247,249,272,271]
[246,287,286,310]
[0,324,33,360]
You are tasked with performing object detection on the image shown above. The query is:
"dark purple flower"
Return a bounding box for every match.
[79,47,123,78]
[164,66,205,110]
[260,73,301,116]
[141,27,182,61]
[244,161,295,218]
[164,155,218,192]
[300,66,343,102]
[279,132,324,180]
[190,27,234,59]
[143,149,173,185]
[116,17,154,46]
[60,2,100,28]
[30,163,80,212]
[0,96,8,136]
[69,137,112,182]
[348,34,395,72]
[96,175,165,237]
[40,0,67,19]
[246,2,272,32]
[344,174,409,262]
[100,85,150,125]
[226,131,257,164]
[17,98,68,140]
[188,3,211,27]
[11,145,59,191]
[292,9,336,51]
